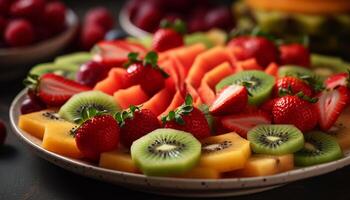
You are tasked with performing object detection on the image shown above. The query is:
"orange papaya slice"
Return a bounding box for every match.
[94,68,128,95]
[143,87,174,116]
[159,90,184,119]
[265,62,278,77]
[236,58,263,71]
[113,85,149,109]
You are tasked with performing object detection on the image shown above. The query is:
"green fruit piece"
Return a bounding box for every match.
[131,128,201,176]
[58,91,120,123]
[54,52,92,67]
[278,65,314,78]
[216,70,275,105]
[206,29,227,46]
[185,32,214,48]
[294,131,343,166]
[30,62,79,80]
[127,36,152,49]
[294,14,326,35]
[248,125,304,155]
[311,54,350,74]
[254,10,287,34]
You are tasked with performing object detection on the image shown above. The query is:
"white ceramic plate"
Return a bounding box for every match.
[0,10,78,81]
[9,89,350,197]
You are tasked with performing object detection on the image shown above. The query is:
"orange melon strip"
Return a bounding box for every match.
[236,58,264,71]
[186,46,238,89]
[265,62,278,77]
[143,87,174,116]
[94,68,128,95]
[198,62,235,104]
[113,85,149,109]
[159,90,185,119]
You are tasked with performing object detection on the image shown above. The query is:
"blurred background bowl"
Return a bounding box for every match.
[0,9,79,82]
[119,5,149,38]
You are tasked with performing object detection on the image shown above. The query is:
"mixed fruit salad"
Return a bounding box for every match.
[17,21,350,179]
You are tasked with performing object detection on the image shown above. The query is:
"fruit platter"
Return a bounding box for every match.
[9,18,350,197]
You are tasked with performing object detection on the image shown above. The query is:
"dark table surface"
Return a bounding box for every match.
[1,1,350,200]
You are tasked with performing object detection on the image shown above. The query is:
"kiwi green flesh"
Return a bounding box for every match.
[54,52,92,67]
[185,33,214,48]
[247,125,304,155]
[311,54,350,73]
[58,91,120,123]
[131,128,201,176]
[30,63,79,80]
[216,70,275,106]
[278,66,315,78]
[294,131,343,166]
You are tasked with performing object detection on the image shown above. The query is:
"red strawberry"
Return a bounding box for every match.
[316,86,349,131]
[126,51,168,96]
[92,40,147,68]
[24,73,91,106]
[152,20,185,52]
[0,120,6,145]
[272,94,318,132]
[260,98,279,115]
[210,84,248,115]
[274,76,313,97]
[116,106,161,148]
[221,110,271,138]
[228,36,278,68]
[325,72,349,89]
[162,95,210,139]
[279,44,310,67]
[74,109,120,161]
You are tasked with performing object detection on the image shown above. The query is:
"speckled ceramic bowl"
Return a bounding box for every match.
[9,89,350,197]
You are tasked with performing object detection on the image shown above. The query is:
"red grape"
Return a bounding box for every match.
[80,23,105,50]
[76,61,110,87]
[133,2,163,32]
[5,19,34,47]
[85,7,114,32]
[20,97,46,114]
[205,6,234,31]
[10,0,45,19]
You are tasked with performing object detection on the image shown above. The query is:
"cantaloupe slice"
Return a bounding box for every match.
[99,149,138,173]
[113,85,149,109]
[199,133,251,172]
[177,167,221,179]
[143,87,174,116]
[265,62,278,77]
[227,154,294,177]
[159,90,185,119]
[186,46,238,89]
[198,62,235,104]
[236,58,263,71]
[94,68,128,95]
[18,110,64,139]
[42,122,83,159]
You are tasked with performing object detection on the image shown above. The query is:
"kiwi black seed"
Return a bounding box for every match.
[131,128,201,176]
[42,111,63,121]
[248,124,304,155]
[294,131,343,166]
[202,140,232,153]
[58,91,120,123]
[215,70,275,105]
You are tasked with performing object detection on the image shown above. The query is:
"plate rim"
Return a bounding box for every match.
[9,89,350,191]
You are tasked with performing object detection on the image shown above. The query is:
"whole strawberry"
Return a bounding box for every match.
[279,44,310,67]
[272,93,318,132]
[228,36,278,68]
[152,19,185,52]
[74,108,120,161]
[274,76,313,97]
[162,95,210,139]
[115,105,161,148]
[126,51,168,96]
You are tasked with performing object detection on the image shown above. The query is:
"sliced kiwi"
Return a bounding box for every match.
[185,32,214,48]
[54,52,92,67]
[58,91,120,123]
[311,54,350,78]
[294,131,343,166]
[215,70,275,105]
[30,62,79,80]
[131,128,201,176]
[206,29,227,46]
[248,125,304,155]
[278,65,314,78]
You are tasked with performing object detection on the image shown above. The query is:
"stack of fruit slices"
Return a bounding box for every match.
[17,23,350,179]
